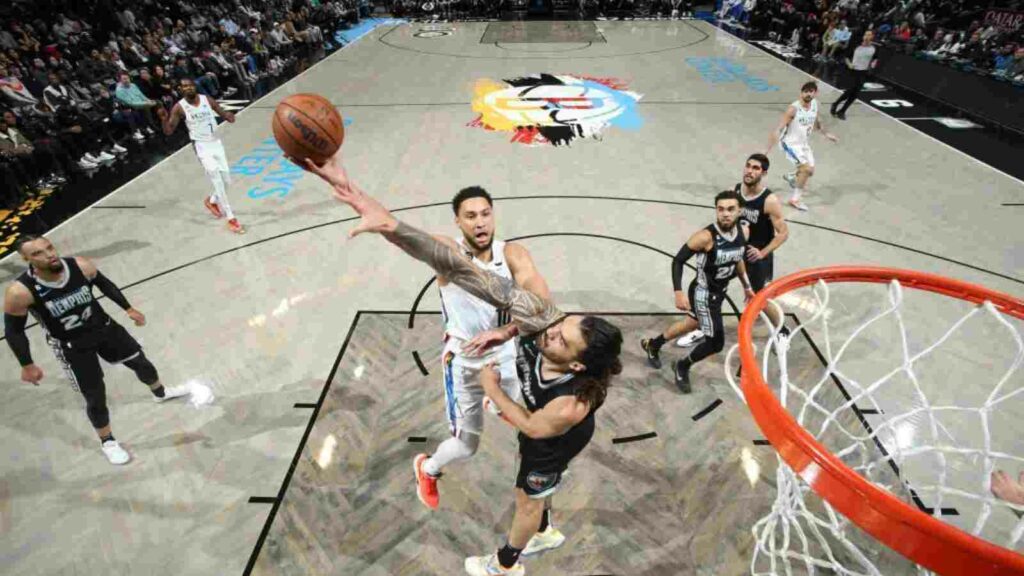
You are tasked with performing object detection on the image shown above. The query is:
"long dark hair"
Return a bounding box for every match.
[573,316,623,411]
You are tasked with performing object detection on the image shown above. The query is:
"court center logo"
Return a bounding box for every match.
[469,73,642,146]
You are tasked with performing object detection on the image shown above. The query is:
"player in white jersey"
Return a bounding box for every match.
[765,81,838,211]
[159,78,244,234]
[414,186,551,511]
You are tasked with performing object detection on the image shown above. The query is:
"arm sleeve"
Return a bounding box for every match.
[5,313,33,366]
[92,271,132,310]
[672,244,695,291]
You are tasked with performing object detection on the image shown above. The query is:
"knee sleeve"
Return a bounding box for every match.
[124,353,159,385]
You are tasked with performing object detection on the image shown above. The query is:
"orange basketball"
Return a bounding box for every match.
[271,93,344,166]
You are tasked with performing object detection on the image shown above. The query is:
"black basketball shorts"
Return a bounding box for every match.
[47,319,143,393]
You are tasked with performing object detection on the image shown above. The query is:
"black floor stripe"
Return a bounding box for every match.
[412,350,430,376]
[293,403,316,409]
[244,311,363,575]
[407,437,428,443]
[859,408,881,415]
[753,439,771,446]
[691,398,723,421]
[248,496,276,504]
[612,431,658,444]
[93,205,147,209]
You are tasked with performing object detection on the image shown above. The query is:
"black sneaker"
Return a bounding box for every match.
[641,338,662,369]
[674,360,692,394]
[836,112,847,121]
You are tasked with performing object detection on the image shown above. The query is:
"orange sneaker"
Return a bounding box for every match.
[227,218,245,234]
[203,196,223,219]
[413,453,440,510]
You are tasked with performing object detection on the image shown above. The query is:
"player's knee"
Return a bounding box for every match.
[802,165,815,177]
[86,403,110,428]
[458,431,480,456]
[709,333,726,354]
[124,353,159,385]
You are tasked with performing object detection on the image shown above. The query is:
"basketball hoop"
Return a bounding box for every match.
[726,266,1024,575]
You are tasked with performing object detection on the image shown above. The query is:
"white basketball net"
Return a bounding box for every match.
[725,278,1024,575]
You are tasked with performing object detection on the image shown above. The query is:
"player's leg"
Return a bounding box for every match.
[195,142,225,219]
[210,142,244,233]
[641,316,699,369]
[51,338,130,464]
[747,254,787,338]
[790,152,815,211]
[415,352,482,510]
[673,284,726,393]
[97,320,189,402]
[523,493,565,556]
[779,141,801,190]
[642,279,702,368]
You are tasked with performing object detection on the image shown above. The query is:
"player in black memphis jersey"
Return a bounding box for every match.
[304,155,624,576]
[737,153,790,341]
[641,190,755,393]
[3,235,188,465]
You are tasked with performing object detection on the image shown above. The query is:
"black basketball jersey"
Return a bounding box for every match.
[16,257,110,341]
[695,223,746,293]
[515,336,596,467]
[736,184,776,250]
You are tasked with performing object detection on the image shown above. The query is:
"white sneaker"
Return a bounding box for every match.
[97,151,116,162]
[523,526,565,556]
[111,143,128,153]
[675,330,705,348]
[132,131,145,141]
[101,439,131,465]
[153,384,190,403]
[78,158,99,169]
[788,198,809,211]
[83,152,101,163]
[144,127,155,136]
[464,554,524,575]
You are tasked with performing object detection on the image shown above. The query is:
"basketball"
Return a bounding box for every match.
[272,93,345,166]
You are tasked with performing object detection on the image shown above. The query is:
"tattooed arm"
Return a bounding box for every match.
[304,156,565,336]
[386,222,564,335]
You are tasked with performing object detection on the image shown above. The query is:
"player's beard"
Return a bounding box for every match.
[718,217,737,232]
[44,260,62,273]
[462,231,492,254]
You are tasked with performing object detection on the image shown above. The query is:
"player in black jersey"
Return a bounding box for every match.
[738,153,790,340]
[641,190,755,393]
[3,235,187,465]
[305,156,624,576]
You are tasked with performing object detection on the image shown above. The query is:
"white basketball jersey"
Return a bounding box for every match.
[179,95,218,142]
[781,99,818,147]
[439,239,515,349]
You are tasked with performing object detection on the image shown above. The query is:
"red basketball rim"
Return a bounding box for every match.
[738,265,1024,575]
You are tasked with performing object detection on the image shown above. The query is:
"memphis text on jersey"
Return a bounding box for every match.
[43,285,93,317]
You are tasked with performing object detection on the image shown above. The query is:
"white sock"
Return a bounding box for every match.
[791,188,804,202]
[210,171,235,220]
[424,433,479,476]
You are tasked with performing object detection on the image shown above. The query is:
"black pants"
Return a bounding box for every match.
[832,70,868,116]
[49,320,158,429]
[685,280,727,365]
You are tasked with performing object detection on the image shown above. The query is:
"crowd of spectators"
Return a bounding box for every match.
[0,0,364,209]
[741,0,1023,81]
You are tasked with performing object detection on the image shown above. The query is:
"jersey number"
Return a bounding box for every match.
[716,265,736,281]
[59,307,93,331]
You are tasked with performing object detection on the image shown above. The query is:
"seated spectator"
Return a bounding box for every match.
[2,109,69,191]
[824,20,852,60]
[0,64,38,110]
[94,86,147,143]
[113,71,159,133]
[1006,47,1024,80]
[893,21,913,42]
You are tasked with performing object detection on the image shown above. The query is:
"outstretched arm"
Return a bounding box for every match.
[306,157,565,336]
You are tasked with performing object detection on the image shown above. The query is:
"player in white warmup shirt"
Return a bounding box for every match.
[160,78,244,234]
[413,186,551,512]
[765,81,838,211]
